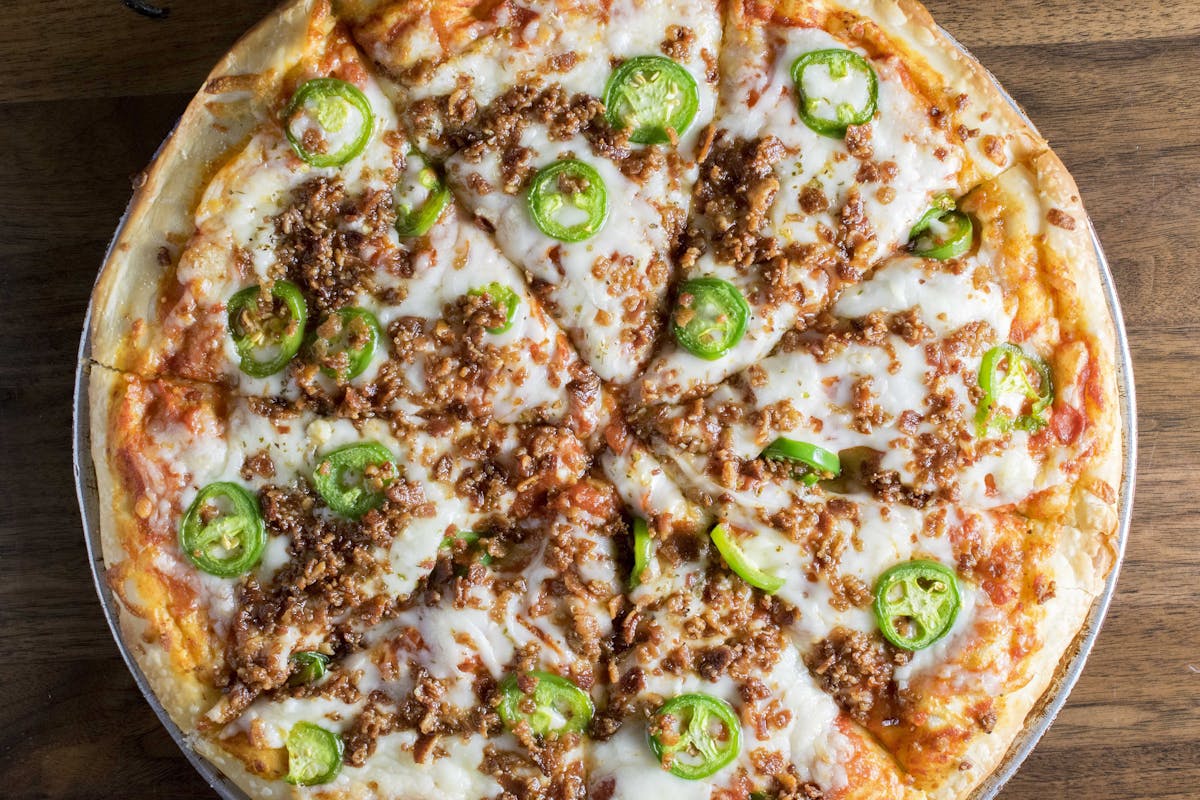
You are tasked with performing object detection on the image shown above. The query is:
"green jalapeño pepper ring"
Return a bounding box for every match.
[311,307,382,382]
[909,193,974,260]
[603,55,700,145]
[873,559,961,650]
[648,693,742,780]
[395,155,451,238]
[283,78,374,168]
[975,342,1054,436]
[671,277,751,360]
[178,482,266,578]
[629,517,654,589]
[288,652,331,686]
[227,281,309,378]
[312,442,398,519]
[284,722,344,786]
[761,437,842,486]
[709,523,784,594]
[467,283,521,334]
[791,49,879,138]
[527,159,609,242]
[496,671,594,737]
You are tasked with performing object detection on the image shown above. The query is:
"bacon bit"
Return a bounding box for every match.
[983,473,998,498]
[981,134,1007,167]
[1047,208,1077,230]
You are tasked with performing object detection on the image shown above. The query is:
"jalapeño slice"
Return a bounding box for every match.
[289,652,331,686]
[671,277,750,360]
[312,442,398,519]
[629,517,654,589]
[709,523,784,594]
[395,155,450,238]
[496,671,594,737]
[178,482,266,578]
[468,283,521,334]
[648,693,742,780]
[283,78,374,168]
[285,722,344,786]
[975,342,1054,436]
[311,307,382,382]
[527,159,608,242]
[762,437,842,486]
[873,560,961,650]
[791,49,879,138]
[603,55,700,145]
[441,529,494,567]
[909,195,973,260]
[227,281,309,378]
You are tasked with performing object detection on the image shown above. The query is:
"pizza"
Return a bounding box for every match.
[85,0,1124,798]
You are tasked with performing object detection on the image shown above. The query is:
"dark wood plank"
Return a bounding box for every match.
[0,0,1196,797]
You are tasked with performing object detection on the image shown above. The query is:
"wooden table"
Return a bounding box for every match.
[0,0,1195,796]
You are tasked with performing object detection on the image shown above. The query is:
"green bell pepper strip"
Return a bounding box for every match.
[312,442,398,519]
[629,517,653,589]
[527,159,609,242]
[873,560,961,650]
[395,159,451,238]
[671,277,750,360]
[227,281,309,378]
[311,307,382,382]
[178,482,266,578]
[603,55,700,145]
[285,722,344,786]
[709,523,784,594]
[496,671,594,737]
[975,342,1053,437]
[283,78,374,168]
[908,196,973,260]
[648,693,742,780]
[761,437,841,486]
[791,49,879,139]
[289,652,331,686]
[467,283,520,334]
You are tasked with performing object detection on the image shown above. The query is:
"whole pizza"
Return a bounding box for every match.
[85,0,1124,797]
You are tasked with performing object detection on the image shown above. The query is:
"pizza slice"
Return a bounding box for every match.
[198,477,625,798]
[639,152,1120,533]
[588,538,921,799]
[636,0,1039,404]
[339,0,723,382]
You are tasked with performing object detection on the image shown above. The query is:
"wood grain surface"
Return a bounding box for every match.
[0,0,1194,797]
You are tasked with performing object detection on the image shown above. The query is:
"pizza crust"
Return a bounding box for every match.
[89,0,326,374]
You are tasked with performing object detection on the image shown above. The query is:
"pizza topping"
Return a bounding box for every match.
[441,529,495,569]
[394,154,451,237]
[496,671,594,737]
[288,651,331,686]
[710,523,784,594]
[284,78,374,168]
[672,277,751,360]
[648,693,741,780]
[761,438,842,486]
[791,49,879,139]
[909,195,974,260]
[284,721,344,786]
[312,442,398,519]
[227,281,308,378]
[873,560,961,650]
[179,482,267,578]
[527,159,609,242]
[628,516,653,589]
[975,343,1054,436]
[466,283,520,334]
[310,307,382,382]
[603,55,700,145]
